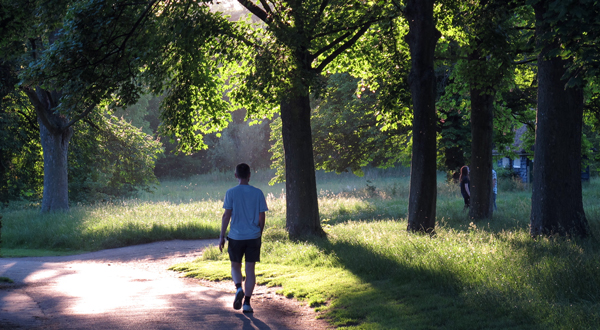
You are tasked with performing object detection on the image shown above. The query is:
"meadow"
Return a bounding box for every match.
[2,167,599,329]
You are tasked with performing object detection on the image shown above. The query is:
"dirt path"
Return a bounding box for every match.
[0,239,330,329]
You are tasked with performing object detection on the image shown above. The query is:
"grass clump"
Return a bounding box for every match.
[0,277,14,283]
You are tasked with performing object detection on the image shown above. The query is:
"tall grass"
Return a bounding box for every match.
[2,168,600,329]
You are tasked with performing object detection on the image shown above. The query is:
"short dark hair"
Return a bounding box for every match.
[235,163,251,179]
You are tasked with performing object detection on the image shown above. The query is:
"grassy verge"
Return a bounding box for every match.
[174,222,600,329]
[2,168,599,329]
[171,170,600,330]
[1,200,223,255]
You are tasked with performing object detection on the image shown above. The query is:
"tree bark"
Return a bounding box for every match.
[530,2,589,237]
[280,92,324,238]
[405,0,440,234]
[469,87,495,220]
[39,118,72,212]
[24,87,73,212]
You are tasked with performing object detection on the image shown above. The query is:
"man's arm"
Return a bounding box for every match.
[219,209,232,252]
[259,211,266,235]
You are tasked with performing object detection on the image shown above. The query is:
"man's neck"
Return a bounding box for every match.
[238,179,250,185]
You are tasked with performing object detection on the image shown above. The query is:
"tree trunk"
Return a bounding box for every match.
[39,116,72,212]
[24,87,73,213]
[405,0,440,234]
[280,92,324,238]
[530,2,589,237]
[469,87,495,220]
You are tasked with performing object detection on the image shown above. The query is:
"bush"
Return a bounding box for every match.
[496,167,529,192]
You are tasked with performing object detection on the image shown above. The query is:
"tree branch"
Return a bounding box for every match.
[435,56,469,61]
[315,24,372,72]
[115,0,159,60]
[391,0,405,15]
[84,117,102,131]
[310,31,353,60]
[16,109,39,132]
[309,0,330,30]
[21,86,60,135]
[512,58,537,65]
[259,0,272,14]
[511,26,535,31]
[312,22,368,40]
[65,103,96,130]
[237,0,271,24]
[312,14,392,40]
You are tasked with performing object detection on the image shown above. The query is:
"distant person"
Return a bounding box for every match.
[459,165,470,210]
[492,168,497,210]
[219,163,268,313]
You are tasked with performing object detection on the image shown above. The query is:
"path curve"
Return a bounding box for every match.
[0,239,330,329]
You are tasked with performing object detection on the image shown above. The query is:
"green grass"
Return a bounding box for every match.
[0,276,14,283]
[2,167,599,329]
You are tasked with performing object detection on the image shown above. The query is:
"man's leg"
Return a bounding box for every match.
[231,261,244,310]
[242,262,256,313]
[231,261,243,285]
[493,193,497,210]
[244,262,256,297]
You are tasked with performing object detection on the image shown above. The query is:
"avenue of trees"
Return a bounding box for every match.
[2,0,599,239]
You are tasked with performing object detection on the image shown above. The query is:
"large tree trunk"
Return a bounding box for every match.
[469,87,495,220]
[405,0,440,234]
[280,92,324,238]
[530,2,589,237]
[24,87,73,212]
[39,118,72,212]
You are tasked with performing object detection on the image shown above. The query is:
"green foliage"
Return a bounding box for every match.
[16,0,245,155]
[268,116,285,185]
[68,110,162,204]
[530,0,600,87]
[0,3,44,202]
[330,5,411,130]
[225,1,395,120]
[312,73,411,174]
[270,73,411,184]
[582,89,600,176]
[434,1,538,169]
[496,167,529,192]
[0,91,44,203]
[0,0,178,208]
[436,69,471,174]
[1,91,161,204]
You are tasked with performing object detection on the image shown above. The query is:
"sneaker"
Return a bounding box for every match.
[242,304,254,313]
[233,288,244,310]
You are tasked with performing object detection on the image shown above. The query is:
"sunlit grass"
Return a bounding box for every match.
[2,168,600,329]
[175,218,600,329]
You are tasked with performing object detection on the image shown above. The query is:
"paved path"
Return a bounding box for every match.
[0,240,329,329]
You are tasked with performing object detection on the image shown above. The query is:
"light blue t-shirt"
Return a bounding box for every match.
[223,184,268,240]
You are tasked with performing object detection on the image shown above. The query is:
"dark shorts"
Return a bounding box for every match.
[227,237,262,263]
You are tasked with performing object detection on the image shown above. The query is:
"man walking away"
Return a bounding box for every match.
[219,163,268,313]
